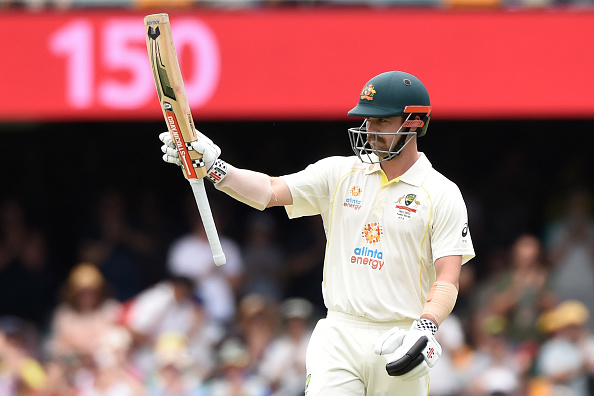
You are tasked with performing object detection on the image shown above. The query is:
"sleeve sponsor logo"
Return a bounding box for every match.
[462,223,469,242]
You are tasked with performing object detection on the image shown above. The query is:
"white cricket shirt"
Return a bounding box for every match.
[281,153,475,322]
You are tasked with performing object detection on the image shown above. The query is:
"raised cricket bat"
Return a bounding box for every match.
[144,13,226,266]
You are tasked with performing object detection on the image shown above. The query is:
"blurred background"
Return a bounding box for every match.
[1,2,594,396]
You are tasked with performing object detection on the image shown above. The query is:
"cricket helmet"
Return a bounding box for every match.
[347,71,432,163]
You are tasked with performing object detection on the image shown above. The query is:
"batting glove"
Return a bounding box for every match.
[159,130,227,184]
[374,319,442,381]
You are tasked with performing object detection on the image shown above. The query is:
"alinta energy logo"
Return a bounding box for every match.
[344,186,362,210]
[362,222,383,244]
[350,222,385,270]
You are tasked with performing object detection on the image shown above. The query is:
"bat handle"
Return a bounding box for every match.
[189,178,226,266]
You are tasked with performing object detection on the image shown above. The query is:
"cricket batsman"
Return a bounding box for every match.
[160,70,475,395]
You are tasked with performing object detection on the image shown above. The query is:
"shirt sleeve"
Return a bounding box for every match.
[281,157,339,219]
[429,182,475,265]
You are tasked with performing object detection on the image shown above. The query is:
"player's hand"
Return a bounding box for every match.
[374,320,442,381]
[160,131,182,166]
[160,130,227,183]
[160,130,221,169]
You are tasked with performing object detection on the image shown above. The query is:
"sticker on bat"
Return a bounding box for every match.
[147,26,160,39]
[164,102,197,179]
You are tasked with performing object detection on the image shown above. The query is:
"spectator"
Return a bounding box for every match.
[240,212,287,301]
[76,325,145,396]
[124,275,224,378]
[429,313,466,396]
[205,338,271,396]
[544,187,594,330]
[0,200,58,327]
[147,333,203,396]
[234,294,279,372]
[41,355,79,396]
[282,216,326,313]
[78,190,153,301]
[0,317,47,395]
[534,300,594,396]
[45,263,122,366]
[475,366,521,396]
[466,316,524,395]
[167,198,244,326]
[481,234,556,346]
[258,298,314,396]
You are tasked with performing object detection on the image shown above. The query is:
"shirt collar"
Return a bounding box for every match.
[363,152,433,187]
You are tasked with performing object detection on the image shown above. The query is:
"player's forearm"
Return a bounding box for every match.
[215,165,292,210]
[421,255,461,327]
[421,281,458,327]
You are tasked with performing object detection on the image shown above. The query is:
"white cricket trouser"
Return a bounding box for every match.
[305,310,430,396]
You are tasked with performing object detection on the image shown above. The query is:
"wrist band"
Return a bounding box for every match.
[206,158,228,184]
[416,318,438,335]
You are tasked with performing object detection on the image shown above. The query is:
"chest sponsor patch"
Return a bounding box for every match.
[343,185,363,210]
[395,193,421,220]
[350,222,385,270]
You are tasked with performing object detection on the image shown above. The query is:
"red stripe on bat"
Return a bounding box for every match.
[166,109,197,179]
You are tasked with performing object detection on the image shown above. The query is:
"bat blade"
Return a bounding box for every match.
[144,13,204,180]
[144,13,226,266]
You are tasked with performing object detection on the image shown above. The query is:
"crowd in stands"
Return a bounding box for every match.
[1,183,594,396]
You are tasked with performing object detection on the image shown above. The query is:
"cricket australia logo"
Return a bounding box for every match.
[344,186,362,210]
[395,193,421,220]
[360,84,376,101]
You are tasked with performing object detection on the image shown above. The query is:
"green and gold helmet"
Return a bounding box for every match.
[347,71,432,163]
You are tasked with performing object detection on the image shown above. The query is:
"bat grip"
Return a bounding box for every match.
[189,178,226,266]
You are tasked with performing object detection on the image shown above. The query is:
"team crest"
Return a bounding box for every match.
[395,194,421,220]
[360,84,376,101]
[405,194,416,206]
[362,222,383,245]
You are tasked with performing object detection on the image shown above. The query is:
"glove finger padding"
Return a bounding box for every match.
[158,130,222,177]
[394,360,431,382]
[386,336,428,376]
[161,145,179,157]
[162,153,181,166]
[377,322,442,381]
[375,326,407,355]
[159,131,175,148]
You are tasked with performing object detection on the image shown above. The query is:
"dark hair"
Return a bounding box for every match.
[168,275,195,291]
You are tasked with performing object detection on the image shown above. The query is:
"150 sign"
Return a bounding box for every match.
[49,17,220,110]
